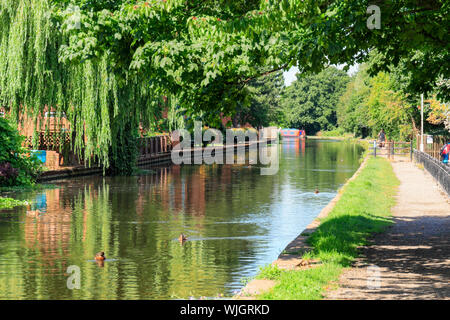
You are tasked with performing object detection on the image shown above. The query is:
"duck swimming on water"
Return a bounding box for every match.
[178,234,188,243]
[95,252,106,261]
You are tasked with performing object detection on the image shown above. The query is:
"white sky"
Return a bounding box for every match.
[283,64,359,87]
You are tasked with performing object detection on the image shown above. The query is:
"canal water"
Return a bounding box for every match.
[0,139,363,299]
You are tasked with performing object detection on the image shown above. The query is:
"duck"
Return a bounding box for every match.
[314,188,319,194]
[178,233,188,243]
[95,252,106,261]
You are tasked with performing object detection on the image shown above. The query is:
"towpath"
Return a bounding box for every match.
[327,160,450,299]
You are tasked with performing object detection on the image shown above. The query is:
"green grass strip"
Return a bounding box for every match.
[256,157,399,300]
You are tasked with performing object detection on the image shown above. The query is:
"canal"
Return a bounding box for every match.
[0,139,363,299]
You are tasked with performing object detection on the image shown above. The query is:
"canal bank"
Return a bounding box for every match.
[237,156,399,299]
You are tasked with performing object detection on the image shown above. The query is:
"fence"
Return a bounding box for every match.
[138,136,172,161]
[414,149,450,196]
[22,132,78,168]
[23,132,71,151]
[22,133,172,168]
[369,140,413,161]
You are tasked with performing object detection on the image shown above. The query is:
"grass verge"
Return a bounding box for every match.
[255,157,399,299]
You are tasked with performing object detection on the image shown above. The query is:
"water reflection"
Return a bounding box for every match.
[0,140,363,299]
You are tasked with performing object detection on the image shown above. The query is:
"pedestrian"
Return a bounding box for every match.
[378,129,386,148]
[439,142,450,165]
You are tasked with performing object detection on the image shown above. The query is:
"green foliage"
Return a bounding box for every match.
[337,60,421,141]
[0,118,41,186]
[365,72,413,140]
[107,118,139,175]
[319,128,351,138]
[280,67,350,134]
[241,71,285,128]
[54,0,450,127]
[337,64,372,137]
[63,0,448,98]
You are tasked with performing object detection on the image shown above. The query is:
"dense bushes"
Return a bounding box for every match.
[0,118,41,186]
[337,64,415,140]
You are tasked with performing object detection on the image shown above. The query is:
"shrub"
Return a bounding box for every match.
[319,128,352,137]
[0,118,41,186]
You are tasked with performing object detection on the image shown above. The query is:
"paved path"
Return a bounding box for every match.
[327,160,450,300]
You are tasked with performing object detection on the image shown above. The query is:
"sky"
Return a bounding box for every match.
[283,64,359,87]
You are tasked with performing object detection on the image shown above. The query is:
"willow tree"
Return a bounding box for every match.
[0,0,163,174]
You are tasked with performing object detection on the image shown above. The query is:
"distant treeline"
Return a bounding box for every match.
[243,53,448,140]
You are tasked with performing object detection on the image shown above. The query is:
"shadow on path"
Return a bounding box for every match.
[327,161,450,300]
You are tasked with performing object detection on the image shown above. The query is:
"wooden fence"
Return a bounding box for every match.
[22,133,172,168]
[138,136,172,161]
[23,132,71,151]
[369,140,413,161]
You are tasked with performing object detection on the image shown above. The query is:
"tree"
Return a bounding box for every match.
[337,62,426,141]
[280,67,349,134]
[0,0,160,173]
[365,72,413,140]
[0,118,41,186]
[337,65,372,137]
[1,0,270,172]
[427,97,450,134]
[232,71,284,128]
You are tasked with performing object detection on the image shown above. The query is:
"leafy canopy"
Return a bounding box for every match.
[60,0,449,102]
[281,67,350,134]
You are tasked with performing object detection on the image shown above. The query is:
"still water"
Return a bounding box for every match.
[0,139,363,299]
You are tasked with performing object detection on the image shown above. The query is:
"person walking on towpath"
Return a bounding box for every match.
[440,142,450,164]
[378,129,386,148]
